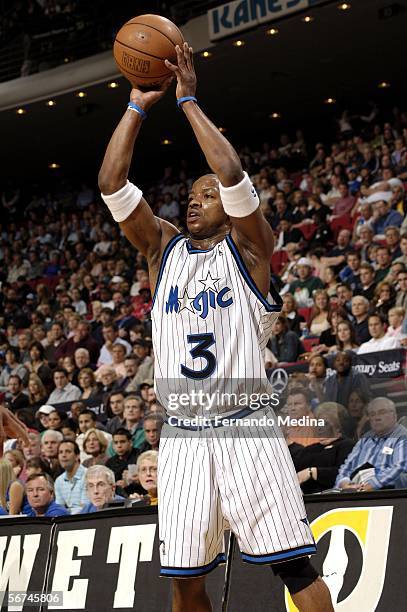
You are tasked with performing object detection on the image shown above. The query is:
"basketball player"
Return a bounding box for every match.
[99,43,333,612]
[0,404,29,456]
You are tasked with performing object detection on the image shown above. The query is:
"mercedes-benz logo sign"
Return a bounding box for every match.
[269,368,289,394]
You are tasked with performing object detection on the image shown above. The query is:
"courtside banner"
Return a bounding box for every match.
[228,491,407,612]
[0,493,406,611]
[208,0,326,41]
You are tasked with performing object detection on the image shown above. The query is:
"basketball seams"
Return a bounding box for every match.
[114,38,174,63]
[121,20,183,48]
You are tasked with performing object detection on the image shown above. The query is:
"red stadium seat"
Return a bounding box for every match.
[298,307,312,324]
[271,250,288,274]
[329,215,354,239]
[296,222,316,241]
[302,337,320,352]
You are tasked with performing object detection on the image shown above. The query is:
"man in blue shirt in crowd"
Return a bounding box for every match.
[335,397,407,491]
[25,473,69,517]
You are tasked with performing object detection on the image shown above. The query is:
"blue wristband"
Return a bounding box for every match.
[127,101,147,120]
[177,96,197,108]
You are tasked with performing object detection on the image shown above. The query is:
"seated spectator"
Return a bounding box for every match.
[275,218,303,249]
[55,320,100,365]
[21,431,42,462]
[306,355,327,403]
[81,465,125,514]
[347,390,370,440]
[281,293,306,335]
[138,414,163,453]
[25,473,69,517]
[60,419,78,442]
[76,409,111,462]
[312,308,348,355]
[373,281,396,321]
[335,398,407,490]
[385,307,406,340]
[322,266,339,298]
[289,257,324,307]
[336,282,353,316]
[82,429,109,468]
[120,395,146,450]
[270,316,304,363]
[35,404,54,432]
[384,225,402,259]
[129,450,158,506]
[371,199,403,235]
[105,391,125,434]
[0,458,29,514]
[331,182,356,217]
[106,428,140,482]
[72,348,93,381]
[396,269,407,309]
[284,388,320,447]
[25,457,52,478]
[0,347,28,392]
[291,405,355,494]
[351,296,371,344]
[374,246,392,283]
[96,365,118,397]
[78,368,100,400]
[321,230,352,273]
[309,290,331,337]
[55,440,88,514]
[6,375,28,412]
[328,320,359,354]
[40,429,63,480]
[325,352,371,407]
[114,354,141,393]
[110,343,127,378]
[24,341,52,388]
[97,323,131,367]
[47,368,81,404]
[47,409,66,431]
[358,314,401,354]
[125,340,154,391]
[354,263,376,302]
[339,251,361,291]
[27,373,48,412]
[44,322,66,366]
[395,232,407,266]
[4,449,25,479]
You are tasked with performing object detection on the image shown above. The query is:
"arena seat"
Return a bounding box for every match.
[271,250,288,274]
[302,337,320,352]
[296,222,316,241]
[298,307,312,324]
[329,214,354,239]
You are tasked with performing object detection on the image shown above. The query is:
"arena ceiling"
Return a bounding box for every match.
[1,0,406,183]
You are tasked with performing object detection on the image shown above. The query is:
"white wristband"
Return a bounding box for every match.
[101,180,143,222]
[219,171,259,218]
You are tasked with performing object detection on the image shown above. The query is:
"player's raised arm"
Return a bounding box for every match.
[165,43,274,257]
[98,81,179,261]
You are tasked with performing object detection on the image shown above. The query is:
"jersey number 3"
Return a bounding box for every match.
[181,333,216,380]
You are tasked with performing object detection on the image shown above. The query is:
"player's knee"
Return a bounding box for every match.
[272,557,319,595]
[172,576,207,598]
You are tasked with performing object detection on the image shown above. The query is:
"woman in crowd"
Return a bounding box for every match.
[0,458,30,514]
[270,316,304,363]
[373,281,396,321]
[25,457,51,478]
[27,373,48,412]
[62,356,76,381]
[129,450,158,506]
[322,266,339,298]
[60,419,78,441]
[78,368,100,400]
[314,308,348,354]
[385,307,406,340]
[306,354,327,404]
[82,428,109,468]
[329,320,360,354]
[47,410,66,431]
[347,390,370,440]
[292,404,355,494]
[25,341,52,387]
[281,293,306,336]
[309,289,331,337]
[4,449,25,479]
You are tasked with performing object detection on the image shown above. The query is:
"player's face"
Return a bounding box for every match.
[187,175,230,238]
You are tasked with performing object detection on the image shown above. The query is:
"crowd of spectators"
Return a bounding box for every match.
[1,104,407,516]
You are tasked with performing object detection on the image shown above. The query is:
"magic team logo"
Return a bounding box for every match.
[165,271,233,319]
[285,506,393,611]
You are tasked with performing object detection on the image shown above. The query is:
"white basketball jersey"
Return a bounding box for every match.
[151,233,282,418]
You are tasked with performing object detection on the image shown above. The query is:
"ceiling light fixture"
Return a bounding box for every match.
[201,51,212,58]
[108,82,119,88]
[270,112,281,119]
[324,97,336,104]
[233,40,245,47]
[16,108,26,115]
[267,28,279,35]
[46,100,56,106]
[161,139,172,145]
[338,2,351,10]
[378,81,390,89]
[76,91,87,98]
[48,163,60,169]
[302,15,314,23]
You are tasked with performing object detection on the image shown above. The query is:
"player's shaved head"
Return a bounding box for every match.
[187,174,230,239]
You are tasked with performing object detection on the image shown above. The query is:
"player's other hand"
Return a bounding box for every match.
[0,404,29,457]
[130,76,174,112]
[165,42,197,100]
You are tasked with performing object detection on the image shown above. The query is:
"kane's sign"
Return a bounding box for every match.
[208,0,325,41]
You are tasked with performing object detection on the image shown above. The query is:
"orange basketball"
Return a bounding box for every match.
[113,14,184,90]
